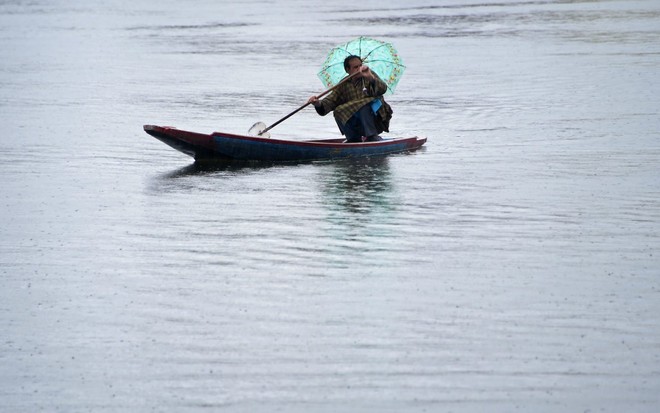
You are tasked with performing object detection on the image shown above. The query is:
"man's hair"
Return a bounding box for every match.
[343,55,362,72]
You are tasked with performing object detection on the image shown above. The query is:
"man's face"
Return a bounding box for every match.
[346,58,362,75]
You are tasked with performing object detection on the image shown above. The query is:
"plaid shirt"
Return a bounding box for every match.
[315,73,390,127]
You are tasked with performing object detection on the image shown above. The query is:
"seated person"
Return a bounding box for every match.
[308,55,393,142]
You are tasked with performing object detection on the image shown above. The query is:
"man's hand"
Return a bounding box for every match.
[307,95,320,107]
[359,65,374,80]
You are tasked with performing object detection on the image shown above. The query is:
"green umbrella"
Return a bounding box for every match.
[318,36,406,94]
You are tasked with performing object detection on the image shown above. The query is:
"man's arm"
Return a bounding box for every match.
[368,72,388,96]
[309,90,341,116]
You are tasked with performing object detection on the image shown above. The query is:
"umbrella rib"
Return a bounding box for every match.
[367,59,406,67]
[322,61,346,69]
[363,43,388,62]
[335,47,352,56]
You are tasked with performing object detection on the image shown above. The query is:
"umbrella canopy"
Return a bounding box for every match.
[317,36,405,94]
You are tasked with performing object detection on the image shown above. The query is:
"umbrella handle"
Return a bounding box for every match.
[257,71,361,135]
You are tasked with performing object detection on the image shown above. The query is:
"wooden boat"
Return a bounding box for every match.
[143,125,426,162]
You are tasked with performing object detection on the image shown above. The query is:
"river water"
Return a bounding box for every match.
[1,0,659,412]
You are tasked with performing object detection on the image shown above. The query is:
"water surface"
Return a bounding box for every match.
[1,0,659,411]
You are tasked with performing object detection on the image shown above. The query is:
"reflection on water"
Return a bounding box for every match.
[152,157,396,206]
[147,159,307,196]
[315,156,402,256]
[160,160,283,178]
[319,156,393,215]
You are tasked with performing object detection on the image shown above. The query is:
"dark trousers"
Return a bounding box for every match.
[337,103,380,143]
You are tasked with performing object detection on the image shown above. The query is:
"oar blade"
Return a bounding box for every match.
[248,122,270,138]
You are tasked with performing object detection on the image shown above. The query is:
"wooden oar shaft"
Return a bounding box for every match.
[260,72,360,134]
[260,103,312,134]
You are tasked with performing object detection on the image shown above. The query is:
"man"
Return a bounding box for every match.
[308,55,393,143]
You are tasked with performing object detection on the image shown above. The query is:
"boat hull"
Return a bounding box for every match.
[143,125,426,162]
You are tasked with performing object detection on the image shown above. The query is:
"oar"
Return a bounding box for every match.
[249,71,361,138]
